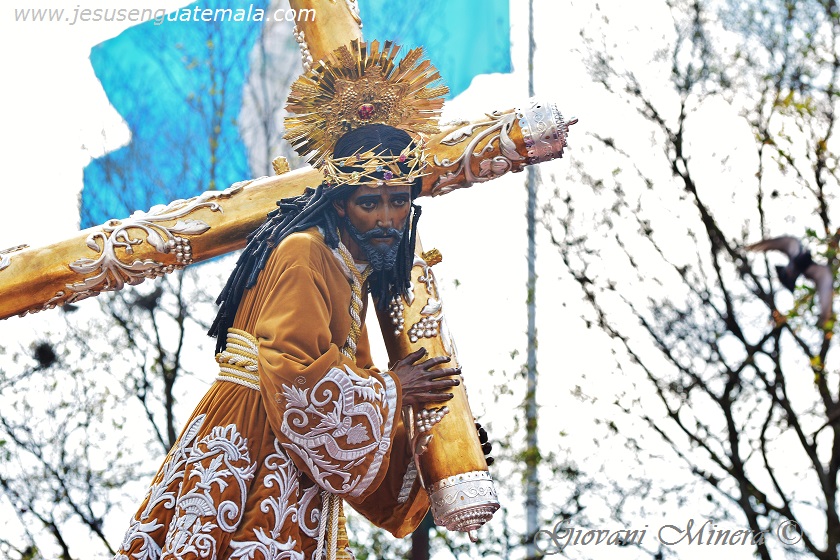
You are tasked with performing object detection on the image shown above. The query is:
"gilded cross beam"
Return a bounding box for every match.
[0,0,572,322]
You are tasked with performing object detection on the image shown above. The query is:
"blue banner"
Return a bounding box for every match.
[359,0,511,98]
[80,0,511,227]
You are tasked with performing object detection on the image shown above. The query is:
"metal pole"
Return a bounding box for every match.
[524,0,540,557]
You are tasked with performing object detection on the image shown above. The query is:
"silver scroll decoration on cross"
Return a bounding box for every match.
[342,0,362,24]
[292,27,314,72]
[407,255,443,343]
[431,98,573,196]
[68,182,249,293]
[0,245,28,273]
[20,181,250,316]
[431,110,523,196]
[404,255,457,357]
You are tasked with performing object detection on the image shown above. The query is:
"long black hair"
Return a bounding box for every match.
[208,124,422,351]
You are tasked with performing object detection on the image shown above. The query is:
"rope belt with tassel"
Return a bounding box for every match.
[312,240,372,560]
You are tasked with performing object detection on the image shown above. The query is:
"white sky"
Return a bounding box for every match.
[0,1,797,559]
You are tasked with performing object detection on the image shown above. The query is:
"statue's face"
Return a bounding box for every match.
[334,184,411,270]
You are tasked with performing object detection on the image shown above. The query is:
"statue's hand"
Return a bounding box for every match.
[392,347,460,407]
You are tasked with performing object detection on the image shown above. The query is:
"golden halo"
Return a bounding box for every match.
[284,39,449,167]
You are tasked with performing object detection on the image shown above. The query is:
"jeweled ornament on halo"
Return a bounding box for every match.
[284,39,448,169]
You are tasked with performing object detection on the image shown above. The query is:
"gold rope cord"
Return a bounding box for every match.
[214,328,260,390]
[314,240,372,560]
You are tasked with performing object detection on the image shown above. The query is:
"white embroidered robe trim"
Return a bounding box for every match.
[115,414,313,560]
[228,439,304,560]
[278,365,398,498]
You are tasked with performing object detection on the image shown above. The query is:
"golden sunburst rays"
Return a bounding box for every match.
[284,39,449,167]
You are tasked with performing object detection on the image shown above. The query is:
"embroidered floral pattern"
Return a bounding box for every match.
[162,423,257,557]
[117,414,208,559]
[228,440,304,560]
[116,415,262,559]
[297,480,322,538]
[278,365,398,497]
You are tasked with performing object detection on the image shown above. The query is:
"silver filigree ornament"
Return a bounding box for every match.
[388,296,405,335]
[403,404,449,459]
[414,406,449,456]
[432,109,524,196]
[292,26,314,73]
[0,244,29,273]
[21,182,249,316]
[428,471,500,535]
[432,99,573,196]
[416,406,448,434]
[407,255,444,342]
[345,0,362,24]
[518,98,574,164]
[407,309,440,342]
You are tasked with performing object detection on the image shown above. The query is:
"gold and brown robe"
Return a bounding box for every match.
[115,228,428,559]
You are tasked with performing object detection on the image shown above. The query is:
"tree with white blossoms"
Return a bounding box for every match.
[547,0,840,558]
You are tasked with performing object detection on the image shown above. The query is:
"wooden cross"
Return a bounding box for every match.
[0,0,574,550]
[0,0,571,320]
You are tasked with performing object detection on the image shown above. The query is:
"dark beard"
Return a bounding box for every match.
[344,218,405,272]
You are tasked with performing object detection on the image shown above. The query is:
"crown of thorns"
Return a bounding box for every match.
[318,141,429,188]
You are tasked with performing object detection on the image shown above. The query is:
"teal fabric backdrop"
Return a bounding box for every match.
[80,0,510,227]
